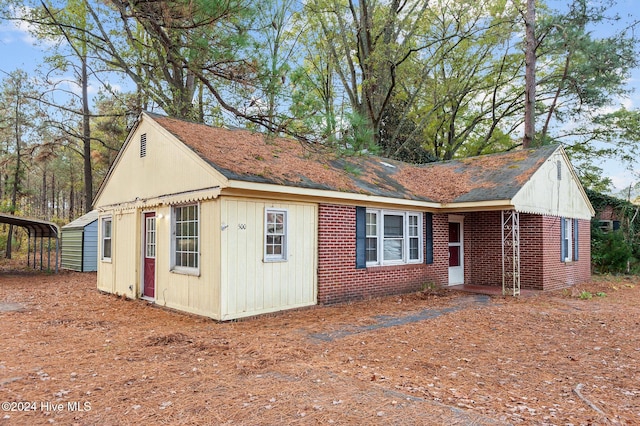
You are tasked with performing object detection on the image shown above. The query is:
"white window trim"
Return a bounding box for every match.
[366,209,423,266]
[264,208,288,262]
[101,216,112,262]
[171,203,200,275]
[564,218,573,262]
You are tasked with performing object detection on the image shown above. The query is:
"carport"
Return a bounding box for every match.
[0,213,60,272]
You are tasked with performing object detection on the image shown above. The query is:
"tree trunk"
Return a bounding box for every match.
[523,0,536,148]
[82,56,93,213]
[41,169,47,218]
[6,96,22,259]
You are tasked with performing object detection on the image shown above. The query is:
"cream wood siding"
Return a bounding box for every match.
[95,119,226,208]
[97,210,138,296]
[153,202,221,319]
[512,149,594,220]
[220,198,317,320]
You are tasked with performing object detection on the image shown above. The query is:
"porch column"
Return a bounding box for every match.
[501,210,521,296]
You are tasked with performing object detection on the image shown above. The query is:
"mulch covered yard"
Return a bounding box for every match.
[0,260,638,425]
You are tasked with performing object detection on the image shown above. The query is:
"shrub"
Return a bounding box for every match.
[591,226,635,274]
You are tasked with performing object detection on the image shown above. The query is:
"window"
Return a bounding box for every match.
[365,209,422,265]
[145,215,156,258]
[597,220,619,233]
[172,204,199,272]
[101,217,112,261]
[265,209,287,261]
[562,218,572,262]
[365,212,378,262]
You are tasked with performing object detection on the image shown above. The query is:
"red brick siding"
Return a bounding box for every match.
[465,211,503,286]
[317,204,448,304]
[520,214,546,289]
[539,216,591,291]
[465,213,590,291]
[317,205,591,303]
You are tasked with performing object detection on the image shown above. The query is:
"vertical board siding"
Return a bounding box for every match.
[61,230,84,271]
[220,198,317,320]
[511,150,592,220]
[61,222,98,272]
[154,201,220,319]
[82,221,98,272]
[97,211,137,296]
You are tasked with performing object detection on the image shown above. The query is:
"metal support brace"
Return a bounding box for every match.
[502,210,521,296]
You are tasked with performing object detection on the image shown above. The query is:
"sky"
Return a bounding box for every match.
[0,1,639,196]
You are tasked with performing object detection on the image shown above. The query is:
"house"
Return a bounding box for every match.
[93,112,594,320]
[61,210,99,272]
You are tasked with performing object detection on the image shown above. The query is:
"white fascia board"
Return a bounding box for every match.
[437,200,515,212]
[226,180,441,210]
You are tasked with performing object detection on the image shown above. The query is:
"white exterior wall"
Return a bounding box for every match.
[512,149,594,220]
[97,210,138,297]
[220,198,317,320]
[152,202,221,319]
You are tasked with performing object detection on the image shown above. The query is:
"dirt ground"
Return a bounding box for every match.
[0,261,638,425]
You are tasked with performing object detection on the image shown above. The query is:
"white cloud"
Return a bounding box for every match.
[0,5,60,48]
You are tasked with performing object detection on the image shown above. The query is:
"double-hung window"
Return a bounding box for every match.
[562,218,572,262]
[365,209,422,265]
[265,208,287,261]
[101,217,112,261]
[561,217,579,262]
[172,204,199,273]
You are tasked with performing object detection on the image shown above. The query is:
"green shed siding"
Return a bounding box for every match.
[61,230,84,271]
[61,210,99,272]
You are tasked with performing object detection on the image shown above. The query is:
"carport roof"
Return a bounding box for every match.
[0,213,59,238]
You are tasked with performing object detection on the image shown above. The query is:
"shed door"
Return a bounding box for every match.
[448,219,464,285]
[143,212,156,298]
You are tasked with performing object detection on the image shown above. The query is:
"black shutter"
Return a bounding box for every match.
[573,218,579,261]
[560,217,566,262]
[425,212,433,264]
[355,206,366,269]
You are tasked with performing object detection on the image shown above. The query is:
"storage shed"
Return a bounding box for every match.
[61,210,99,272]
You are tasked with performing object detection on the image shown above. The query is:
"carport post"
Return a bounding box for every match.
[47,236,51,271]
[27,231,31,268]
[40,235,44,270]
[55,237,59,273]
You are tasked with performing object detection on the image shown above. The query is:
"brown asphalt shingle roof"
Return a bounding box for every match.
[149,112,557,204]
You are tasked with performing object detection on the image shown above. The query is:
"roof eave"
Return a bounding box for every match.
[437,200,515,212]
[225,180,441,210]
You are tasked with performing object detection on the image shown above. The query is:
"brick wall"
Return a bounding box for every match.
[539,216,591,291]
[317,205,591,304]
[465,213,591,291]
[317,204,448,305]
[465,211,503,286]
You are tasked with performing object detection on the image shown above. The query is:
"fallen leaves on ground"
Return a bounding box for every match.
[1,261,638,425]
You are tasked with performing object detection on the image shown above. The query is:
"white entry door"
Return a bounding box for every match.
[448,218,464,285]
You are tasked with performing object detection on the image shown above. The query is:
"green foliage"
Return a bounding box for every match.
[332,112,379,156]
[587,189,640,275]
[591,226,635,274]
[596,292,607,297]
[579,290,592,300]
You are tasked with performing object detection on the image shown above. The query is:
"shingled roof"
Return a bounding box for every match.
[149,112,558,204]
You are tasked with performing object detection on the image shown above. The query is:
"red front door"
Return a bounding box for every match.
[143,212,156,298]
